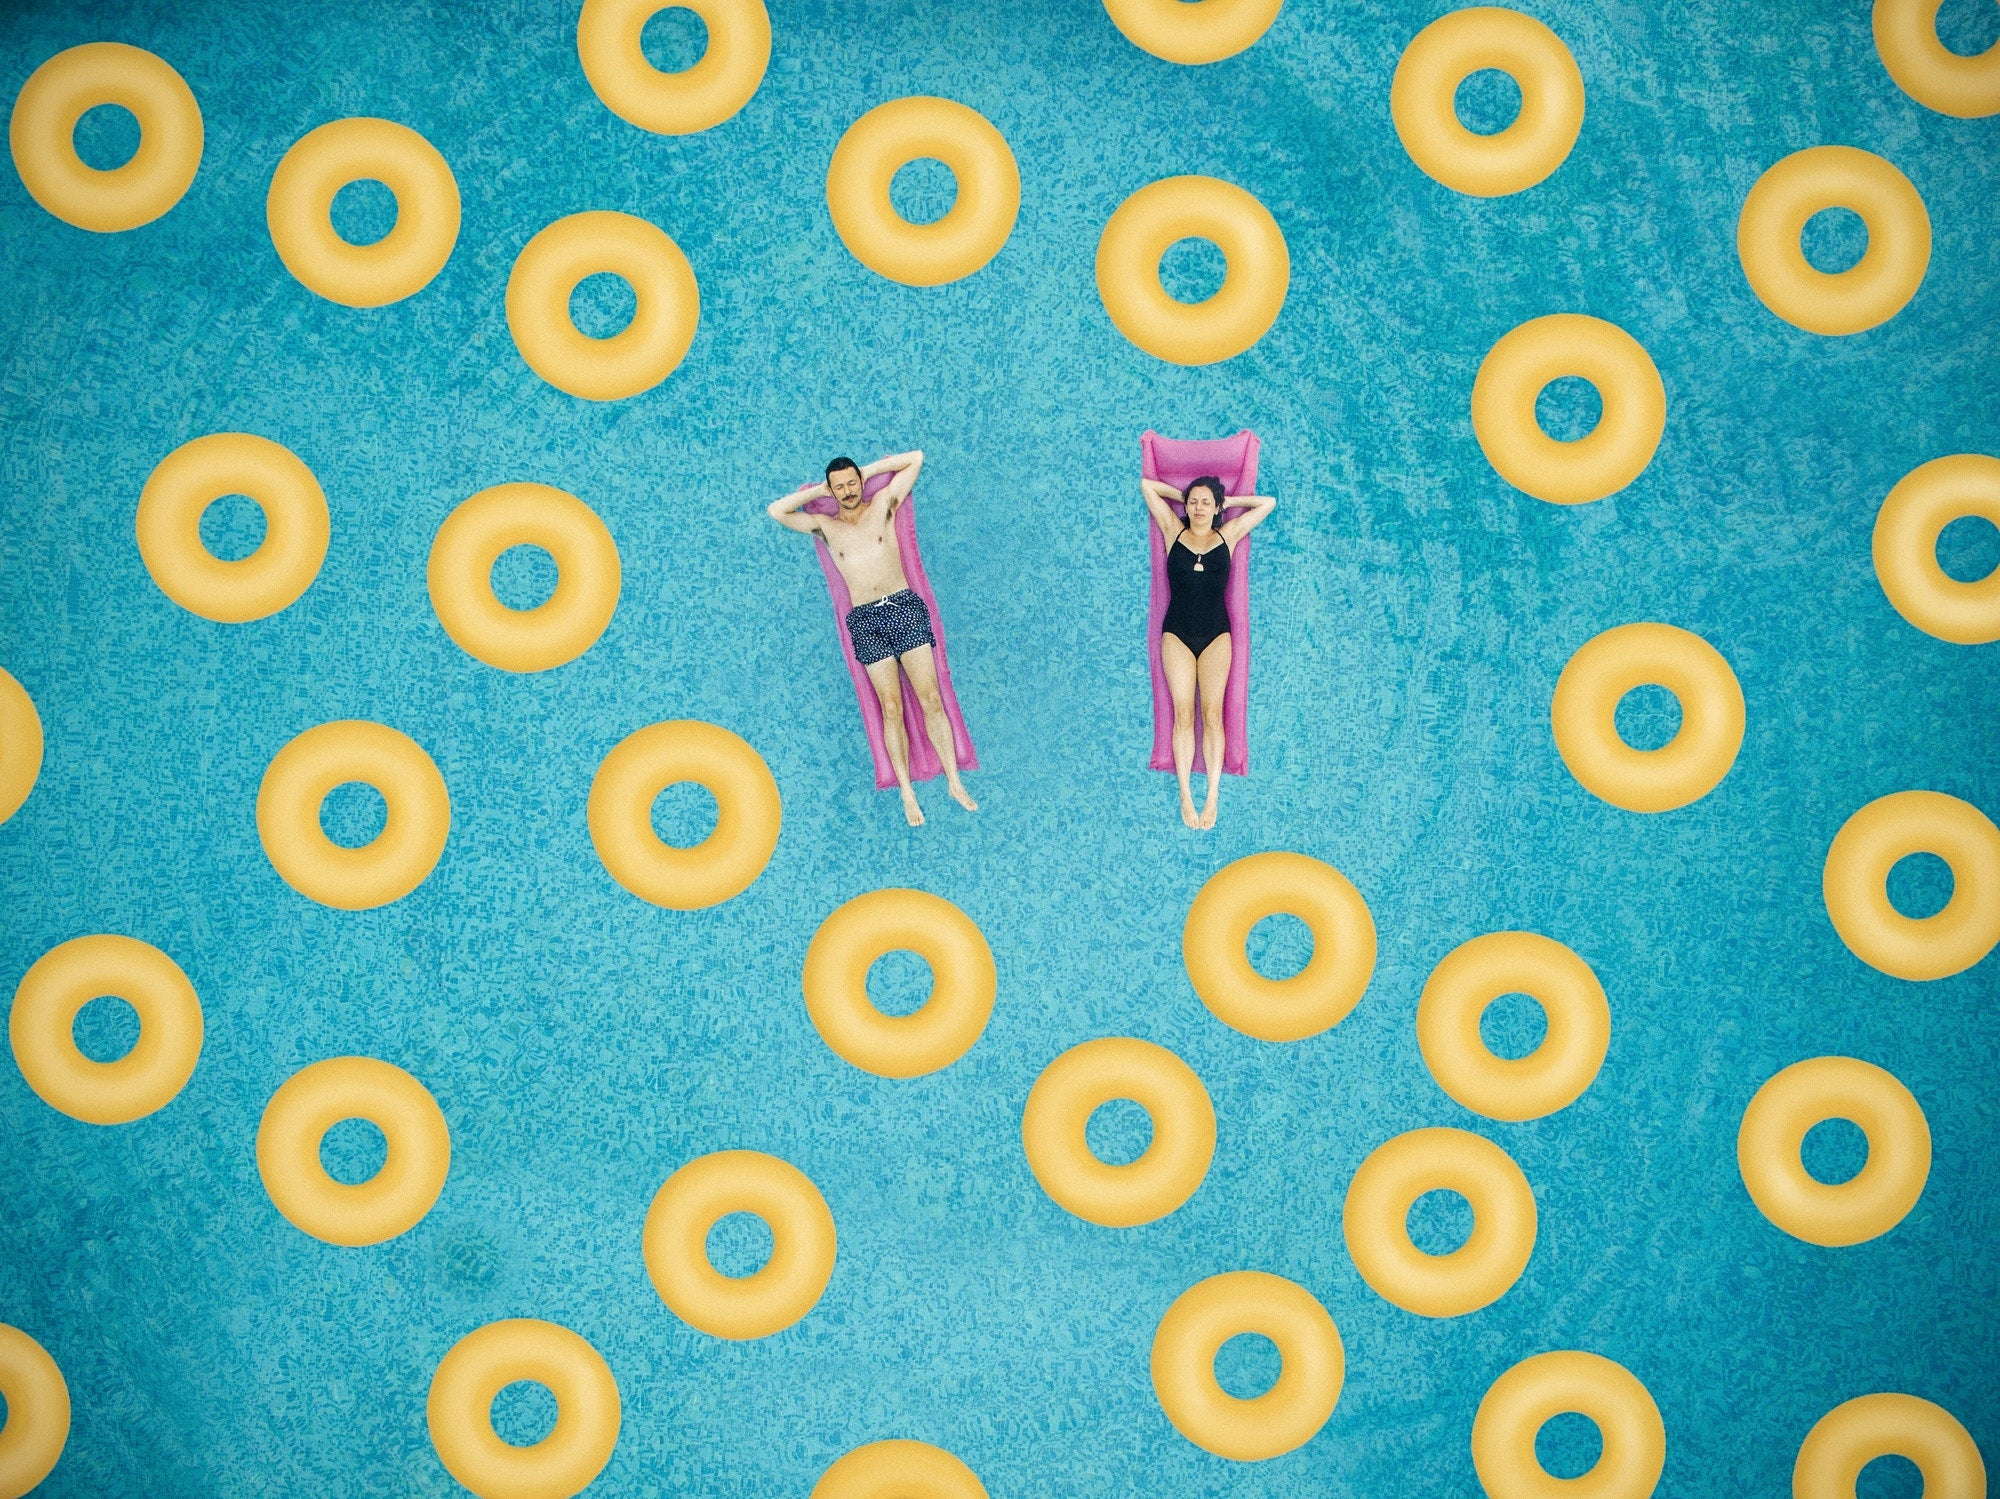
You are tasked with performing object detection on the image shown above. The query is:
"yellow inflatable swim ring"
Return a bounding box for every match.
[0,668,43,826]
[428,483,621,672]
[1471,314,1665,505]
[1794,1393,1985,1499]
[813,1440,988,1499]
[1022,1037,1216,1227]
[1737,1056,1929,1248]
[827,97,1019,287]
[1737,146,1930,336]
[1551,623,1744,813]
[9,42,201,232]
[802,888,996,1077]
[587,720,780,909]
[1417,932,1610,1122]
[1150,1270,1344,1461]
[1183,851,1375,1043]
[0,1324,69,1499]
[578,0,772,135]
[1823,790,2000,981]
[644,1149,837,1339]
[1873,0,2000,119]
[9,934,202,1125]
[1100,0,1285,66]
[1391,8,1585,198]
[1096,175,1289,365]
[1472,1350,1666,1499]
[256,1056,451,1247]
[1873,454,2000,645]
[1343,1127,1536,1318]
[507,210,700,400]
[427,1319,621,1499]
[266,117,459,308]
[136,432,331,623]
[256,720,451,910]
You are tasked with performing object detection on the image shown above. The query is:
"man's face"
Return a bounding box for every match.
[830,466,865,510]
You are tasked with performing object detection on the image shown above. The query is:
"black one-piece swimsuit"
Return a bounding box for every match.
[1161,530,1232,659]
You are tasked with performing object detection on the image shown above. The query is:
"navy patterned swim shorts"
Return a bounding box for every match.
[846,589,936,666]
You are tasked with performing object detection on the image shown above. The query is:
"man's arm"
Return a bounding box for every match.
[864,450,925,515]
[767,481,828,535]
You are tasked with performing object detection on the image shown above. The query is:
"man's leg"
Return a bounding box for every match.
[1161,633,1200,828]
[899,645,977,812]
[865,656,924,826]
[1195,635,1232,830]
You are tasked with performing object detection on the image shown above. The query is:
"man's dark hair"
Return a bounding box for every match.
[1186,476,1227,510]
[826,456,863,485]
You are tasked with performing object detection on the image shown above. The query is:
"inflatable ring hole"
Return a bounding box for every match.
[488,542,561,612]
[1936,0,2000,56]
[1936,512,2000,583]
[864,947,933,1019]
[1084,1095,1156,1167]
[639,4,710,70]
[1857,1453,1927,1498]
[1245,911,1314,981]
[70,993,141,1064]
[73,102,142,171]
[1213,1331,1282,1401]
[327,176,398,247]
[1801,205,1870,275]
[1612,681,1683,752]
[1453,68,1524,136]
[1158,235,1229,305]
[649,778,720,849]
[196,491,269,563]
[1886,850,1955,920]
[889,156,958,227]
[488,1379,559,1448]
[1406,1186,1476,1256]
[318,779,389,850]
[705,1209,776,1277]
[568,269,640,339]
[1533,374,1603,444]
[1800,1116,1871,1188]
[318,1114,389,1185]
[1476,990,1549,1061]
[1535,1410,1606,1480]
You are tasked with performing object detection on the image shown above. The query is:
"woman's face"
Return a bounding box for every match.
[1185,485,1221,528]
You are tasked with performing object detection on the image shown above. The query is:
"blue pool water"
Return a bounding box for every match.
[2,1,1997,1494]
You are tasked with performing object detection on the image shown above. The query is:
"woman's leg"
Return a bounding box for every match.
[865,657,923,826]
[1161,632,1200,829]
[1196,633,1233,829]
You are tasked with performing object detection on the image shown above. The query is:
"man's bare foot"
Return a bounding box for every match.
[1199,797,1218,830]
[1181,793,1200,830]
[947,778,979,812]
[901,788,924,827]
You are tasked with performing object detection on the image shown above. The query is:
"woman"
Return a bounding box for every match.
[1142,475,1275,829]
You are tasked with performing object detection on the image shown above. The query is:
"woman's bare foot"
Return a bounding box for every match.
[901,788,924,826]
[1199,796,1218,830]
[947,777,979,812]
[1180,792,1200,829]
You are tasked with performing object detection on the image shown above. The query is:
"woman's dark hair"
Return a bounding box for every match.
[826,456,863,485]
[1185,476,1226,511]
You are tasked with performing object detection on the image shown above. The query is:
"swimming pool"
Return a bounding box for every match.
[2,0,1996,1493]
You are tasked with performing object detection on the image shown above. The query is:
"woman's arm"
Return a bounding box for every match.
[1141,478,1184,541]
[767,481,828,535]
[1220,494,1275,546]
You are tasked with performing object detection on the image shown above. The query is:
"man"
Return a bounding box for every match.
[768,451,978,826]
